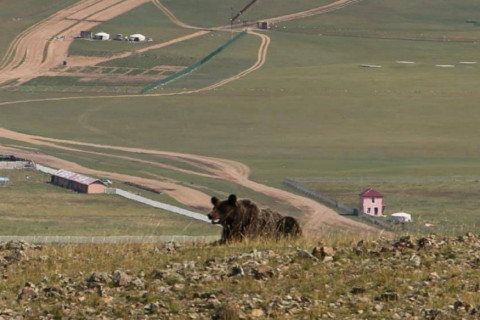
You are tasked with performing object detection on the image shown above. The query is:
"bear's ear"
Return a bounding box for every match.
[228,194,237,206]
[211,197,219,205]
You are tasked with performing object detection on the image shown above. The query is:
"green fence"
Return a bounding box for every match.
[141,30,247,94]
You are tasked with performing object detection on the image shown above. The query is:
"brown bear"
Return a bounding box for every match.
[276,216,302,238]
[208,194,302,243]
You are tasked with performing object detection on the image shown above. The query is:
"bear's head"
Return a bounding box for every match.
[208,194,238,225]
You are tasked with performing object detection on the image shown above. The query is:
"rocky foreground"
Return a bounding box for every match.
[1,234,480,319]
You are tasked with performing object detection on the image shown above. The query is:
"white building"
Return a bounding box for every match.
[390,212,412,223]
[128,33,146,42]
[94,32,110,40]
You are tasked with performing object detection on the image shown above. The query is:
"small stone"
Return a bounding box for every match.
[251,309,265,317]
[323,256,334,262]
[172,283,185,292]
[375,292,398,302]
[144,302,159,314]
[373,303,384,312]
[229,265,244,277]
[409,254,422,267]
[297,249,320,261]
[132,278,146,289]
[87,272,111,285]
[253,265,274,279]
[17,285,38,301]
[112,270,131,287]
[351,287,366,294]
[428,272,440,281]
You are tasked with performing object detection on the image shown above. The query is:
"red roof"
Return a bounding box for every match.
[53,169,105,186]
[359,188,383,198]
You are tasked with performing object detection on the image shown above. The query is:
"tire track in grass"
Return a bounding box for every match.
[151,0,199,29]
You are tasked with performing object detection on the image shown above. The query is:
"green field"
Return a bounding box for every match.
[99,31,246,69]
[296,177,480,234]
[0,169,220,236]
[278,0,480,41]
[1,0,480,235]
[161,0,335,28]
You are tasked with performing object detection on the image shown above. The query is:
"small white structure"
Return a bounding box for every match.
[128,33,146,42]
[94,32,110,40]
[0,177,9,187]
[390,212,412,223]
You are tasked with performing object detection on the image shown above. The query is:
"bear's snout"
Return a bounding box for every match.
[208,212,220,224]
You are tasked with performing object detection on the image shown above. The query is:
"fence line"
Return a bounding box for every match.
[283,178,357,214]
[283,178,392,230]
[35,164,57,174]
[0,235,218,244]
[141,30,247,93]
[113,188,211,224]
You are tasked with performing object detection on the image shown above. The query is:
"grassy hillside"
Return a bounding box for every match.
[1,0,480,233]
[161,0,335,28]
[278,0,480,41]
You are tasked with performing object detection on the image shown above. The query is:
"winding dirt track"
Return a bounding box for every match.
[0,0,376,234]
[0,128,377,234]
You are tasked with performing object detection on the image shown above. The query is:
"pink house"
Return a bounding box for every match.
[359,188,385,216]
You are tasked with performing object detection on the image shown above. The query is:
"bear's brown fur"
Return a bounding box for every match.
[208,194,302,243]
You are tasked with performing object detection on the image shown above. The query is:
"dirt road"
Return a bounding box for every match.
[0,128,377,234]
[0,0,150,84]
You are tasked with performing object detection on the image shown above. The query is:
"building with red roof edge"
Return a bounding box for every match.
[51,169,108,194]
[359,188,385,216]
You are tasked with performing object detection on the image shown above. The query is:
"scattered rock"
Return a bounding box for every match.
[297,249,320,261]
[351,287,366,294]
[253,265,274,279]
[375,292,398,302]
[86,272,111,286]
[112,270,131,287]
[17,282,38,301]
[251,308,265,317]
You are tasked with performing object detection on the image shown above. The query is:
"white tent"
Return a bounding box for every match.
[0,177,9,187]
[128,33,146,42]
[94,32,110,40]
[390,212,412,223]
